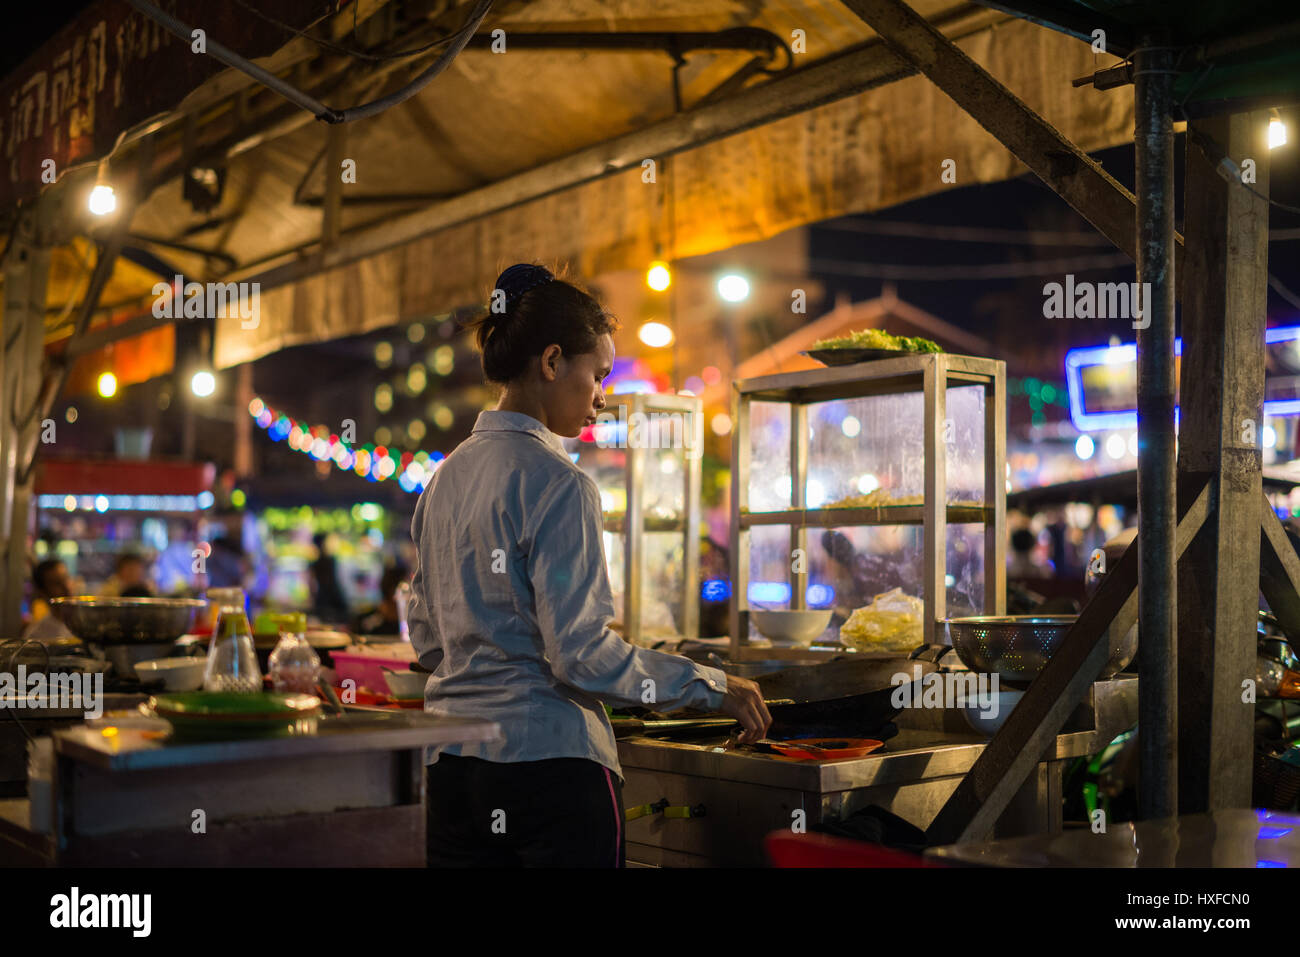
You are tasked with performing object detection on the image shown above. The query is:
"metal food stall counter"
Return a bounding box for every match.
[0,710,498,867]
[618,676,1137,867]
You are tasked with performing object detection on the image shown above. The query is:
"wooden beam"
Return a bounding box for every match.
[227,6,1008,290]
[926,479,1210,845]
[322,124,347,249]
[0,214,50,637]
[840,0,1184,285]
[62,301,168,360]
[1261,497,1300,643]
[1133,40,1179,821]
[1176,111,1271,813]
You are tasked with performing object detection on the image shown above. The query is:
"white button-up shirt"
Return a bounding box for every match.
[408,410,727,778]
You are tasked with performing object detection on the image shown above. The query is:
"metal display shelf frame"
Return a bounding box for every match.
[571,392,702,645]
[728,352,1007,660]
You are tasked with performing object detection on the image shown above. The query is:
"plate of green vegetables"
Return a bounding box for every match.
[802,329,942,366]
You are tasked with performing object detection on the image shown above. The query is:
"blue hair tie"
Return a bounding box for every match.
[494,263,554,308]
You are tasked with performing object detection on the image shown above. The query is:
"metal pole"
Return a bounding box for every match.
[1133,41,1178,820]
[123,0,337,120]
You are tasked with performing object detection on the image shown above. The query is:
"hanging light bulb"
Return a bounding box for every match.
[717,274,750,302]
[97,372,117,397]
[1269,109,1288,150]
[191,370,216,397]
[639,321,673,348]
[88,161,116,216]
[647,261,672,291]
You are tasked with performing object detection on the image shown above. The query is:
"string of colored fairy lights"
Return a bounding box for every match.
[248,398,443,494]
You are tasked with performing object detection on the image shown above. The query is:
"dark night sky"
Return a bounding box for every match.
[809,134,1300,379]
[0,0,98,78]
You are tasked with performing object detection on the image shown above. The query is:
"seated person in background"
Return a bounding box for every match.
[100,553,153,597]
[1007,528,1054,580]
[351,565,408,635]
[311,533,350,624]
[28,559,72,624]
[23,559,75,644]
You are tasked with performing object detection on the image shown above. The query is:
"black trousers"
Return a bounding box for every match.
[426,754,626,867]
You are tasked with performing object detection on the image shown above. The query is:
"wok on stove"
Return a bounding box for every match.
[752,649,943,738]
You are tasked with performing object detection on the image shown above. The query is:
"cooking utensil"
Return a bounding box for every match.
[611,717,738,738]
[49,597,207,646]
[944,614,1135,687]
[149,691,320,740]
[317,679,345,715]
[767,737,884,760]
[751,649,943,737]
[753,737,826,754]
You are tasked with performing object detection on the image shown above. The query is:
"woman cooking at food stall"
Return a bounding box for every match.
[408,263,769,868]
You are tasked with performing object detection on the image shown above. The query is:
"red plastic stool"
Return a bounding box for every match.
[764,831,935,867]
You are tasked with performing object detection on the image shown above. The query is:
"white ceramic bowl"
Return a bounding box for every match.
[382,668,428,699]
[750,609,833,646]
[134,657,207,691]
[960,689,1025,736]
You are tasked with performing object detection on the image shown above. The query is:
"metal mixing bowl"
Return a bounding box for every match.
[48,597,207,646]
[944,614,1136,687]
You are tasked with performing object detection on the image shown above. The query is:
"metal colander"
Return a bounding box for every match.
[944,615,1136,687]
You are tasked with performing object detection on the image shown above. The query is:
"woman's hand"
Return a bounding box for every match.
[718,675,772,743]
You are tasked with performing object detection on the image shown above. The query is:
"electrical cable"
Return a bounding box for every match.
[1188,124,1300,216]
[125,0,492,123]
[231,0,480,62]
[329,0,493,123]
[1271,274,1300,310]
[820,219,1116,246]
[809,251,1134,281]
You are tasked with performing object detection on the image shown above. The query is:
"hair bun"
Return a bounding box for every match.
[494,263,555,309]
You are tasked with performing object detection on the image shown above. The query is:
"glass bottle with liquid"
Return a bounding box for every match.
[203,589,263,692]
[268,612,321,695]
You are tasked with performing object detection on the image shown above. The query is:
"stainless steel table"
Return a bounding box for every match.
[926,808,1300,867]
[0,711,498,867]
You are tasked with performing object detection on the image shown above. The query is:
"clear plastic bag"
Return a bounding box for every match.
[839,587,924,652]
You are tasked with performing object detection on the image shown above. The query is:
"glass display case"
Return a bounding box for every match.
[565,393,702,645]
[729,353,1006,659]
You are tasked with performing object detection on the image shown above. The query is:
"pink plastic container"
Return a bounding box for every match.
[330,646,417,695]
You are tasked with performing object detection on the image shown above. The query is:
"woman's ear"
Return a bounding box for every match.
[539,343,563,381]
